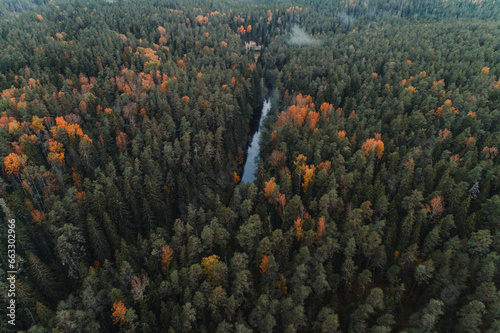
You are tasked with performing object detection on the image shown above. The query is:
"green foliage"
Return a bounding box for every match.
[0,0,499,331]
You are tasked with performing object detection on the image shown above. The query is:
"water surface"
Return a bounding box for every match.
[241,99,271,183]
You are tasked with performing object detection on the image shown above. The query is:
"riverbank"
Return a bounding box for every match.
[241,99,272,183]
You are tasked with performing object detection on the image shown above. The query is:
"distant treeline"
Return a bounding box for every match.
[0,0,49,16]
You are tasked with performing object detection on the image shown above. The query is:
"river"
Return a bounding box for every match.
[241,99,271,183]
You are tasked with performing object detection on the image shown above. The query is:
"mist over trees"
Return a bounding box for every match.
[287,26,321,46]
[0,0,499,332]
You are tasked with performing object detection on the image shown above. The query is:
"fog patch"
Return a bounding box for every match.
[338,12,356,29]
[287,25,321,46]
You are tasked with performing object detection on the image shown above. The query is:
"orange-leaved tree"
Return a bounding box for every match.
[268,150,286,169]
[233,172,241,184]
[302,165,316,192]
[277,274,289,296]
[116,132,128,153]
[47,139,65,165]
[307,111,320,129]
[429,196,445,217]
[362,136,385,159]
[264,177,276,199]
[111,301,127,326]
[259,255,269,274]
[161,245,174,272]
[294,218,304,241]
[315,216,326,241]
[275,193,286,217]
[3,153,26,176]
[450,154,461,165]
[482,146,498,161]
[317,161,332,174]
[438,128,451,141]
[434,99,459,118]
[319,102,333,115]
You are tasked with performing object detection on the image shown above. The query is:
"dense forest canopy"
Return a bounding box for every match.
[0,0,499,332]
[0,0,49,17]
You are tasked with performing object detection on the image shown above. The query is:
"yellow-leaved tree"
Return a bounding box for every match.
[201,254,221,285]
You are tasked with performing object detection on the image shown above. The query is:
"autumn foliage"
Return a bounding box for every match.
[50,116,91,143]
[317,161,332,174]
[136,47,160,63]
[450,154,461,165]
[434,99,459,118]
[315,216,326,240]
[259,255,269,274]
[201,254,221,285]
[0,113,17,130]
[277,274,289,296]
[157,25,166,35]
[1,4,497,333]
[319,102,333,115]
[8,120,20,134]
[233,172,241,184]
[3,153,26,176]
[195,15,209,24]
[362,136,385,159]
[264,177,276,199]
[161,245,174,272]
[175,60,186,72]
[76,192,86,205]
[302,165,316,192]
[275,193,286,216]
[465,137,476,145]
[294,154,307,170]
[31,210,46,224]
[268,150,286,169]
[428,196,445,217]
[47,140,65,165]
[292,154,317,191]
[482,146,498,161]
[439,128,451,141]
[294,218,304,241]
[116,132,128,153]
[275,93,324,129]
[131,275,149,301]
[111,301,127,325]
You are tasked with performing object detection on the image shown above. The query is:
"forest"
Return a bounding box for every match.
[0,0,499,332]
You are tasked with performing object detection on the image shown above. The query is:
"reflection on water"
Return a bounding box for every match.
[241,99,271,183]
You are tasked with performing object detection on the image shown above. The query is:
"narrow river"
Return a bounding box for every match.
[241,99,271,183]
